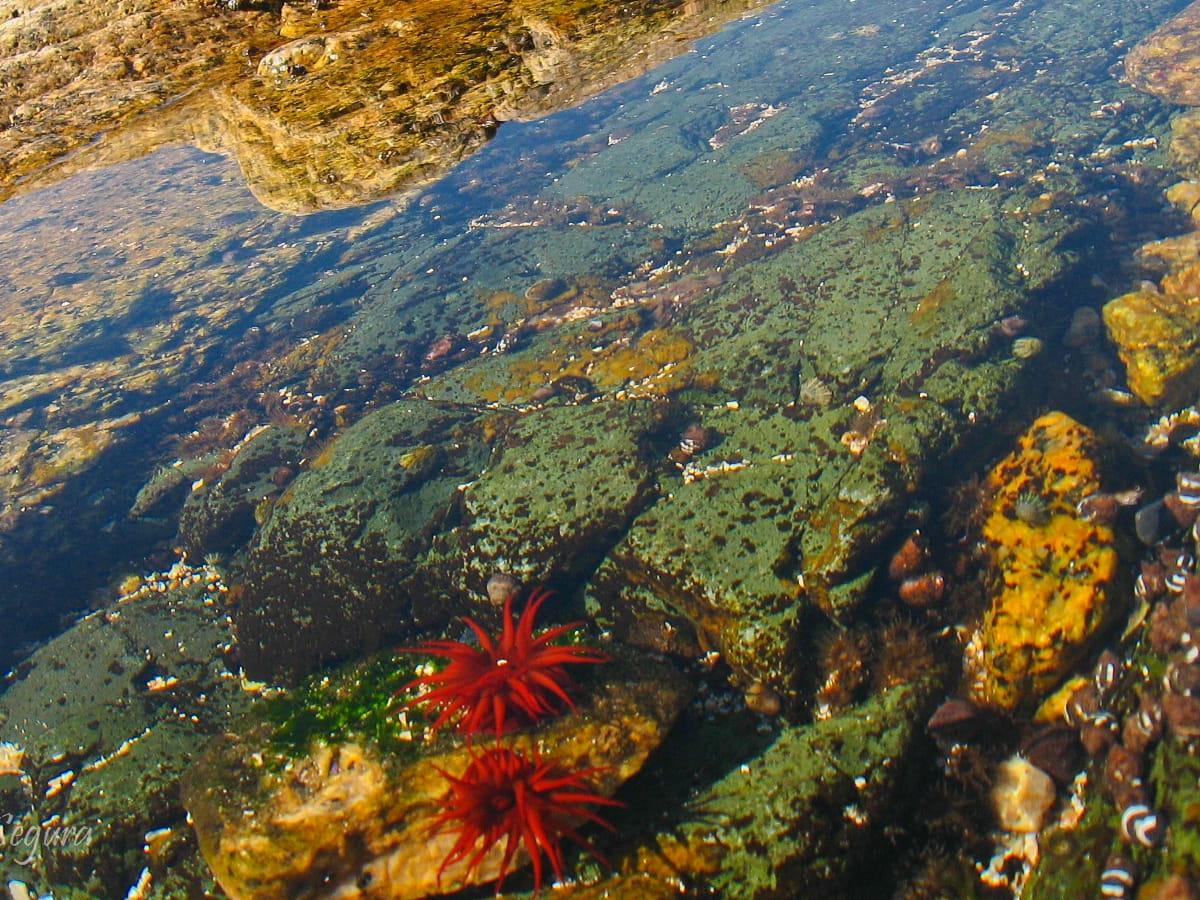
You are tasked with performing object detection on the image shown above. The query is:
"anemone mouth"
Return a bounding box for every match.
[429,746,622,893]
[396,587,609,736]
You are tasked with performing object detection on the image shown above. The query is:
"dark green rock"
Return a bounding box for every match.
[423,400,665,596]
[235,399,493,681]
[177,424,307,559]
[0,580,249,899]
[662,679,935,896]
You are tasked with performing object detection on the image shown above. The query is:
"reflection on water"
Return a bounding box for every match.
[3,0,775,212]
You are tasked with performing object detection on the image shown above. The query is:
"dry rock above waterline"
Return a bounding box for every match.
[0,0,775,212]
[182,649,690,899]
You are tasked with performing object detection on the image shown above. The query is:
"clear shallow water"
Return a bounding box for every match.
[1,0,1199,894]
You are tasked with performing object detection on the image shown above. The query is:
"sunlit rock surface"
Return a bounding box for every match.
[1126,0,1200,107]
[182,647,689,898]
[0,0,774,213]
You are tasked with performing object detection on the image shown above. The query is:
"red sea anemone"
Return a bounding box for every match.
[399,587,608,736]
[431,746,621,892]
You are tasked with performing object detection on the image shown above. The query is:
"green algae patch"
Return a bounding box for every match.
[182,646,691,899]
[264,653,435,767]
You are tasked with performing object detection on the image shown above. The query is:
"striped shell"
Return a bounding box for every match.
[1119,803,1163,847]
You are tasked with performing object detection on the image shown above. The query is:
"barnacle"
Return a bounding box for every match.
[1012,489,1050,527]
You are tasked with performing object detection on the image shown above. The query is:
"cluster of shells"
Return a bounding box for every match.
[1054,425,1200,897]
[1073,460,1200,896]
[115,557,228,607]
[886,530,946,609]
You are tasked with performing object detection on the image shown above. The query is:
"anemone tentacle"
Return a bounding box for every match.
[398,587,608,736]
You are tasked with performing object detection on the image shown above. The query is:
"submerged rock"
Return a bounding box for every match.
[620,679,935,896]
[0,575,250,898]
[964,412,1120,711]
[583,189,1061,696]
[1126,1,1200,107]
[234,398,665,683]
[177,424,307,559]
[1104,263,1200,407]
[990,755,1057,833]
[234,400,492,682]
[182,647,690,898]
[423,400,663,597]
[1167,181,1200,226]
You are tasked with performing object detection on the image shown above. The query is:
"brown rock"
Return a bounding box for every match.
[1127,2,1200,106]
[183,650,690,898]
[0,0,777,213]
[1167,182,1200,225]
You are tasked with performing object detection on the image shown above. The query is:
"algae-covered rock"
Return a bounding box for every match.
[177,424,307,559]
[964,412,1120,711]
[0,574,250,898]
[423,400,663,596]
[234,398,667,684]
[234,400,493,682]
[182,647,690,898]
[585,189,1049,695]
[1103,265,1200,407]
[1126,1,1200,107]
[625,679,934,896]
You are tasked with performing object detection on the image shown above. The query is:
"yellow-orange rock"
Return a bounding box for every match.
[1103,268,1200,407]
[1171,109,1200,177]
[964,413,1119,711]
[183,652,688,899]
[1126,1,1200,106]
[0,0,775,213]
[1167,181,1200,225]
